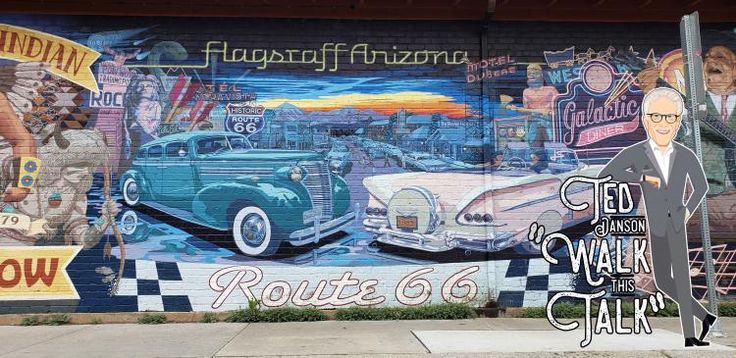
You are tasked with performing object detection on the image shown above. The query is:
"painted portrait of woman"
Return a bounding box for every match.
[121,71,162,169]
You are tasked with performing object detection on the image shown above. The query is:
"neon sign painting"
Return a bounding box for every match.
[554,60,646,161]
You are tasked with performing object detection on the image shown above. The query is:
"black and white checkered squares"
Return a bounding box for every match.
[496,257,576,307]
[115,259,192,312]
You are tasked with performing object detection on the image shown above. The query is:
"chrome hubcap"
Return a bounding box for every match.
[126,181,139,201]
[241,213,267,246]
[120,211,138,235]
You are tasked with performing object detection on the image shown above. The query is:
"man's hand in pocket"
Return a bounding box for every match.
[644,175,661,189]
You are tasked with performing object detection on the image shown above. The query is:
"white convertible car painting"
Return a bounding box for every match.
[362,165,601,254]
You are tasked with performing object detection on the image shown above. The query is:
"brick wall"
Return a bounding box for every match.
[0,14,734,313]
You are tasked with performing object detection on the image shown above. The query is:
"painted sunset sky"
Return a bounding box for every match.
[215,72,474,119]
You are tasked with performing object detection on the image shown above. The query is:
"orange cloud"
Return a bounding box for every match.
[260,91,469,118]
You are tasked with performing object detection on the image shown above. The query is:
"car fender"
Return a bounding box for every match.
[192,180,311,231]
[119,169,152,198]
[331,174,351,216]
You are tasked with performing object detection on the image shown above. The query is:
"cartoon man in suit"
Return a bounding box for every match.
[599,87,717,347]
[702,46,736,195]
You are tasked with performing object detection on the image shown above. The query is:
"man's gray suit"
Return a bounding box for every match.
[599,140,710,338]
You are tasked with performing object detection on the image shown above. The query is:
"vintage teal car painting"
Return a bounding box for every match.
[119,131,354,256]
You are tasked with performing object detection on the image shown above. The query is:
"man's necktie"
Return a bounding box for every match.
[723,95,729,123]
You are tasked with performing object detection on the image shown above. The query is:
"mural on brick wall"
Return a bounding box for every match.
[0,16,734,313]
[484,29,736,306]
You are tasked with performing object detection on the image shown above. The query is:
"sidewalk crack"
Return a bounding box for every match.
[212,323,250,358]
[410,330,431,354]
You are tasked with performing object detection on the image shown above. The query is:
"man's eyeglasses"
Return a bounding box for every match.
[647,113,680,124]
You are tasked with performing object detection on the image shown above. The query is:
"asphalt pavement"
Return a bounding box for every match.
[0,318,734,357]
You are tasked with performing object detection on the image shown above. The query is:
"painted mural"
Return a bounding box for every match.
[0,16,735,313]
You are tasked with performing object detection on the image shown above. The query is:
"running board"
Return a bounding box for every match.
[140,201,228,231]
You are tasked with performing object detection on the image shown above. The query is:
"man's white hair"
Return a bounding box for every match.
[641,87,685,115]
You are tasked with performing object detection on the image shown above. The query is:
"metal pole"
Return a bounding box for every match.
[480,15,496,304]
[680,11,723,337]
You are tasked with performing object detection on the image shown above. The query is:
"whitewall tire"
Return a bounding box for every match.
[122,177,141,207]
[232,206,280,256]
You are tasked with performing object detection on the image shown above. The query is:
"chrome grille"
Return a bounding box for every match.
[300,161,333,221]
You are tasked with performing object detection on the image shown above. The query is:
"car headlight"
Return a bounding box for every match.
[289,166,304,182]
[330,160,341,169]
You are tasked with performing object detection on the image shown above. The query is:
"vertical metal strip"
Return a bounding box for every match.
[680,11,722,337]
[480,16,496,304]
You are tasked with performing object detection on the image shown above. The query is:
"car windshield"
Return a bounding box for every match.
[196,136,251,155]
[228,136,253,150]
[332,143,348,151]
[503,148,531,160]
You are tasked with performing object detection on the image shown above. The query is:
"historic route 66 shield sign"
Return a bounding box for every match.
[225,103,266,137]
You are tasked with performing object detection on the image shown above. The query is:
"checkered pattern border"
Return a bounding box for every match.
[115,260,192,312]
[496,257,576,307]
[112,257,576,310]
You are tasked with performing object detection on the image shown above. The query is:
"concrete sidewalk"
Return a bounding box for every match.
[0,318,734,357]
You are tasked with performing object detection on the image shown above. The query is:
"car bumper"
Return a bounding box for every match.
[289,211,356,245]
[363,217,518,252]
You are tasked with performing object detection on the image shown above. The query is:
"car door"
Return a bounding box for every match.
[141,144,164,199]
[160,141,196,208]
